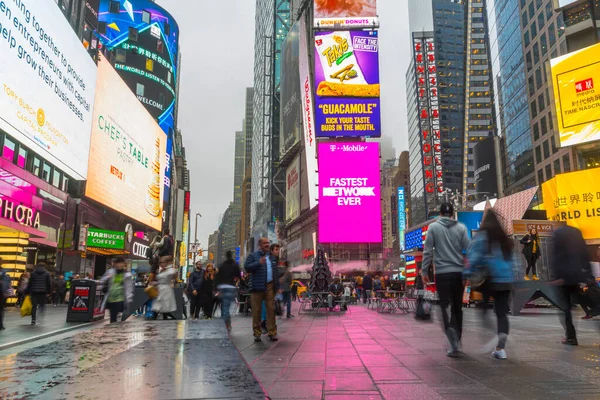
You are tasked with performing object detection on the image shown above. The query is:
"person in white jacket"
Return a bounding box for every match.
[101,257,134,323]
[151,256,178,320]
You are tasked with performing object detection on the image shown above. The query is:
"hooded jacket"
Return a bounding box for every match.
[27,266,52,295]
[422,217,470,276]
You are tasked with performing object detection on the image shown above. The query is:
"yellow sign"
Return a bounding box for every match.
[551,42,600,147]
[209,253,214,261]
[542,168,600,239]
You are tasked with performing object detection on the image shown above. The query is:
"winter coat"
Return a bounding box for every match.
[187,270,204,295]
[152,267,177,313]
[55,279,67,293]
[216,259,241,287]
[551,225,594,286]
[465,231,515,285]
[520,234,540,260]
[27,266,52,295]
[422,217,470,276]
[100,269,134,311]
[244,251,280,292]
[362,275,373,290]
[373,279,382,291]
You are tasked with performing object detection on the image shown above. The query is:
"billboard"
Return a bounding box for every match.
[86,56,166,230]
[457,211,484,238]
[299,15,318,210]
[314,0,378,28]
[286,156,301,221]
[551,42,600,147]
[280,22,301,158]
[314,30,381,138]
[318,142,382,243]
[398,187,406,251]
[542,168,600,240]
[0,0,97,180]
[473,137,499,196]
[98,0,179,134]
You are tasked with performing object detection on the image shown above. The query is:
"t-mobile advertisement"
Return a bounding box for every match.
[318,142,382,243]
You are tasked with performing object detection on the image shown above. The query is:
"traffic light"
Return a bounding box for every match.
[199,249,203,257]
[209,252,214,261]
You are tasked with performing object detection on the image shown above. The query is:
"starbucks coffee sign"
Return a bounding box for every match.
[87,228,125,249]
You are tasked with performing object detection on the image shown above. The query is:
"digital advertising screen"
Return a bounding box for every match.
[314,30,381,138]
[86,56,166,230]
[97,0,179,134]
[0,0,97,180]
[551,42,600,147]
[318,142,382,243]
[280,22,301,158]
[314,0,378,28]
[398,187,406,251]
[286,156,301,221]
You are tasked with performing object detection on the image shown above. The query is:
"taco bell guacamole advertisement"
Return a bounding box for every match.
[314,30,381,138]
[86,56,166,230]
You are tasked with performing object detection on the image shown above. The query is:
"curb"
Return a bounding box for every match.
[0,321,100,351]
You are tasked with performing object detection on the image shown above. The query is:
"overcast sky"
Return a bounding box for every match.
[159,0,410,247]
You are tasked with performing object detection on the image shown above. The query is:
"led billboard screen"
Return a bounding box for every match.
[314,31,381,138]
[86,56,166,230]
[551,42,600,147]
[314,0,378,28]
[0,0,97,180]
[398,187,406,251]
[98,0,179,134]
[318,142,382,243]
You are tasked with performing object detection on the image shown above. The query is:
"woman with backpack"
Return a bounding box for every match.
[465,210,515,360]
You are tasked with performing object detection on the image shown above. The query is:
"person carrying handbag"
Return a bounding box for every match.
[465,210,515,360]
[0,257,12,330]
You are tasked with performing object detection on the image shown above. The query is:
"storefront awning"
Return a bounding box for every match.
[85,247,130,256]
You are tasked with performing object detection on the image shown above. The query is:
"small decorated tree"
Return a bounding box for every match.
[309,245,332,293]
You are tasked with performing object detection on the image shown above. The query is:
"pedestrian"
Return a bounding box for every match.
[521,228,541,280]
[187,261,204,320]
[245,237,279,342]
[26,263,52,325]
[355,275,363,300]
[362,272,373,304]
[373,275,382,298]
[16,271,30,307]
[0,258,11,330]
[421,203,470,357]
[327,278,344,311]
[279,261,294,318]
[291,281,298,302]
[466,210,515,360]
[100,257,134,323]
[156,229,175,258]
[200,263,216,319]
[151,256,178,320]
[550,224,597,346]
[53,275,66,307]
[216,251,241,332]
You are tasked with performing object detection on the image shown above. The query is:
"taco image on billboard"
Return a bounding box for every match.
[315,0,377,18]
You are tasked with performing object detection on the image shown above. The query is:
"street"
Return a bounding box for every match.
[1,302,600,399]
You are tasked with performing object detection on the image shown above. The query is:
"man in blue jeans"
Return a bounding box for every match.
[216,251,241,332]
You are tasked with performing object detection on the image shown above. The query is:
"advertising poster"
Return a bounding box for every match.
[397,187,406,251]
[318,142,382,243]
[299,15,318,210]
[473,137,498,196]
[86,57,166,231]
[314,30,381,138]
[286,156,301,221]
[314,0,378,28]
[551,42,600,147]
[457,211,484,238]
[0,0,97,180]
[542,168,600,240]
[280,22,301,157]
[71,286,90,312]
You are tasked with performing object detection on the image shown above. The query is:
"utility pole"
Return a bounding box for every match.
[193,212,202,265]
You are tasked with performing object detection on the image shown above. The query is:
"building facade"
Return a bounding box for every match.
[381,159,399,255]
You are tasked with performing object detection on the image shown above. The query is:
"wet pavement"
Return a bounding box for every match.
[229,301,600,399]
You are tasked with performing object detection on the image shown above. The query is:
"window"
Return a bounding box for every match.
[538,94,545,111]
[2,136,15,161]
[533,43,540,64]
[145,58,154,72]
[543,140,550,158]
[535,146,542,163]
[541,116,547,135]
[546,164,552,180]
[128,27,138,42]
[17,147,27,168]
[522,12,528,28]
[531,20,537,37]
[164,22,170,35]
[538,169,544,184]
[551,135,557,152]
[554,159,561,175]
[533,123,540,141]
[529,3,535,20]
[32,157,41,176]
[52,169,61,188]
[531,99,537,118]
[524,31,530,47]
[538,10,545,28]
[142,10,151,24]
[136,83,145,96]
[540,33,547,53]
[535,68,542,90]
[109,0,119,13]
[563,154,571,172]
[526,51,533,73]
[549,22,556,46]
[42,162,52,182]
[62,176,69,192]
[548,112,554,130]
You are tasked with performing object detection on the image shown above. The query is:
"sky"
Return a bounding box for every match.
[159,0,411,247]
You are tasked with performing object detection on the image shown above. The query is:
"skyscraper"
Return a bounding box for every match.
[233,131,245,243]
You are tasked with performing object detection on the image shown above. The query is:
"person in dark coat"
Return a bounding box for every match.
[200,264,216,319]
[216,251,241,332]
[53,275,67,306]
[551,225,597,346]
[245,237,280,342]
[521,228,541,280]
[187,261,204,320]
[27,263,52,325]
[362,272,373,304]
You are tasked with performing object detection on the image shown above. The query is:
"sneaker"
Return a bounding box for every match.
[561,337,578,346]
[269,335,279,342]
[254,336,262,342]
[31,321,36,326]
[446,349,462,358]
[492,349,507,359]
[286,314,294,319]
[445,328,460,352]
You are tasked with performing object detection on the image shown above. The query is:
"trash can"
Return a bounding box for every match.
[66,279,106,322]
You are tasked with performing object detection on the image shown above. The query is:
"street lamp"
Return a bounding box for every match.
[193,213,202,264]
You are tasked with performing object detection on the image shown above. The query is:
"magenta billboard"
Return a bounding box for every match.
[318,142,382,243]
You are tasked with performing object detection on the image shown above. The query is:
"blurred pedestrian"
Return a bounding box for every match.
[188,261,204,320]
[100,257,134,323]
[362,272,373,304]
[27,263,52,326]
[279,262,294,318]
[53,275,66,307]
[0,258,11,330]
[550,225,597,345]
[466,210,515,359]
[151,256,177,320]
[422,203,470,357]
[200,263,216,319]
[521,228,541,281]
[16,271,30,307]
[217,251,241,332]
[245,238,279,342]
[291,281,298,302]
